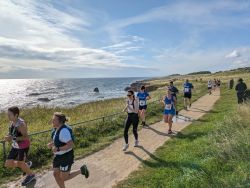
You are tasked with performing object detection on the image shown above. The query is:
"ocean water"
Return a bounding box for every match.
[0,77,144,112]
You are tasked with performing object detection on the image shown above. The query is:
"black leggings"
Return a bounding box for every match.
[237,92,246,104]
[124,113,139,144]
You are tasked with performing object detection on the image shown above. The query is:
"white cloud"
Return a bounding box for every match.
[225,50,241,58]
[106,0,250,38]
[153,46,250,75]
[0,0,146,76]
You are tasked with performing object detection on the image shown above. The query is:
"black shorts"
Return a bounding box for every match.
[208,87,212,90]
[139,105,147,110]
[53,150,74,172]
[7,147,29,161]
[184,93,192,99]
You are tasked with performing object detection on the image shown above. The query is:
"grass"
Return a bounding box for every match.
[116,84,250,187]
[0,79,207,183]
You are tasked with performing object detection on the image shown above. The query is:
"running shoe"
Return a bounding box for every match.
[80,164,89,178]
[134,140,139,147]
[21,174,35,186]
[122,144,129,151]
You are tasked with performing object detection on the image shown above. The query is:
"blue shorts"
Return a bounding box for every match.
[163,109,175,116]
[139,105,147,110]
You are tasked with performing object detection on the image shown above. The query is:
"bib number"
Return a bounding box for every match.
[165,104,172,110]
[139,100,146,106]
[184,88,190,93]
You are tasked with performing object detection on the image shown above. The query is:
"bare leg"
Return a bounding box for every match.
[168,115,173,131]
[61,170,81,181]
[16,161,33,175]
[53,168,65,188]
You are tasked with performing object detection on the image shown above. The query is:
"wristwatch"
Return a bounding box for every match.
[12,137,17,141]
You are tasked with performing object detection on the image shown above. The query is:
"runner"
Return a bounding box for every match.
[168,81,179,115]
[137,86,151,127]
[217,79,221,87]
[208,80,213,95]
[162,88,177,134]
[48,112,89,188]
[4,106,35,186]
[183,79,194,110]
[235,78,247,104]
[123,90,139,151]
[213,79,217,91]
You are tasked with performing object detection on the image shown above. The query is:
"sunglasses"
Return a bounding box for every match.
[127,94,132,97]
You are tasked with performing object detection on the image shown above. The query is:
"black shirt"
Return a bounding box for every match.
[169,86,179,97]
[235,82,247,93]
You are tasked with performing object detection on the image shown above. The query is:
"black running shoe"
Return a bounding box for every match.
[81,164,89,178]
[21,174,35,186]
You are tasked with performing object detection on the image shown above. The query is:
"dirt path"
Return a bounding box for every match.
[7,90,220,188]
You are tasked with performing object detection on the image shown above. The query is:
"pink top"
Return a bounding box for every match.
[10,118,30,149]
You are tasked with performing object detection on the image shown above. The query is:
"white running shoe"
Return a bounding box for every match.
[123,144,129,151]
[134,140,139,147]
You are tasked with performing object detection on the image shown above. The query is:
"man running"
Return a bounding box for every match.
[137,86,151,127]
[48,112,89,188]
[4,107,35,186]
[123,90,140,151]
[183,79,194,110]
[235,78,247,104]
[162,88,177,134]
[208,80,213,95]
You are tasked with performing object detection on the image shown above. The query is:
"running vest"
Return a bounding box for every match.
[127,99,136,113]
[137,92,149,106]
[183,83,192,93]
[164,95,175,110]
[52,125,74,148]
[9,118,30,149]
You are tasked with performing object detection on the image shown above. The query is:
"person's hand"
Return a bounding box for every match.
[47,142,54,149]
[52,146,58,153]
[4,135,13,142]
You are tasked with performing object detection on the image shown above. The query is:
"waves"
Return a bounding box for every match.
[0,77,144,111]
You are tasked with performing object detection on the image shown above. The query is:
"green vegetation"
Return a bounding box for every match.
[0,79,207,183]
[0,68,248,185]
[188,71,211,75]
[116,84,250,187]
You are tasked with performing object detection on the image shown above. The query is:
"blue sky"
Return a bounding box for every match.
[0,0,250,78]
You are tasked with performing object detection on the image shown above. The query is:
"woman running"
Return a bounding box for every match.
[4,106,35,186]
[162,89,177,134]
[137,86,151,127]
[123,90,139,151]
[48,112,89,188]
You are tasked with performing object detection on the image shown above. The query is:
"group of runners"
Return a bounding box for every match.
[3,78,219,188]
[207,78,221,95]
[123,79,194,151]
[4,108,89,188]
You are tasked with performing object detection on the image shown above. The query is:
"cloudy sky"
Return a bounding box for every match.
[0,0,250,78]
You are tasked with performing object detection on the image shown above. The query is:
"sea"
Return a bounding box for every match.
[0,77,145,112]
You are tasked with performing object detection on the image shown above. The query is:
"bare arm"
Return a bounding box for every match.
[16,123,29,141]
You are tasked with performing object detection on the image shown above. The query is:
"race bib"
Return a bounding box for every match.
[12,140,19,149]
[139,100,146,106]
[165,104,172,110]
[184,88,190,93]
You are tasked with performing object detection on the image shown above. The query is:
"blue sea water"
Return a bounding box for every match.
[0,77,145,111]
